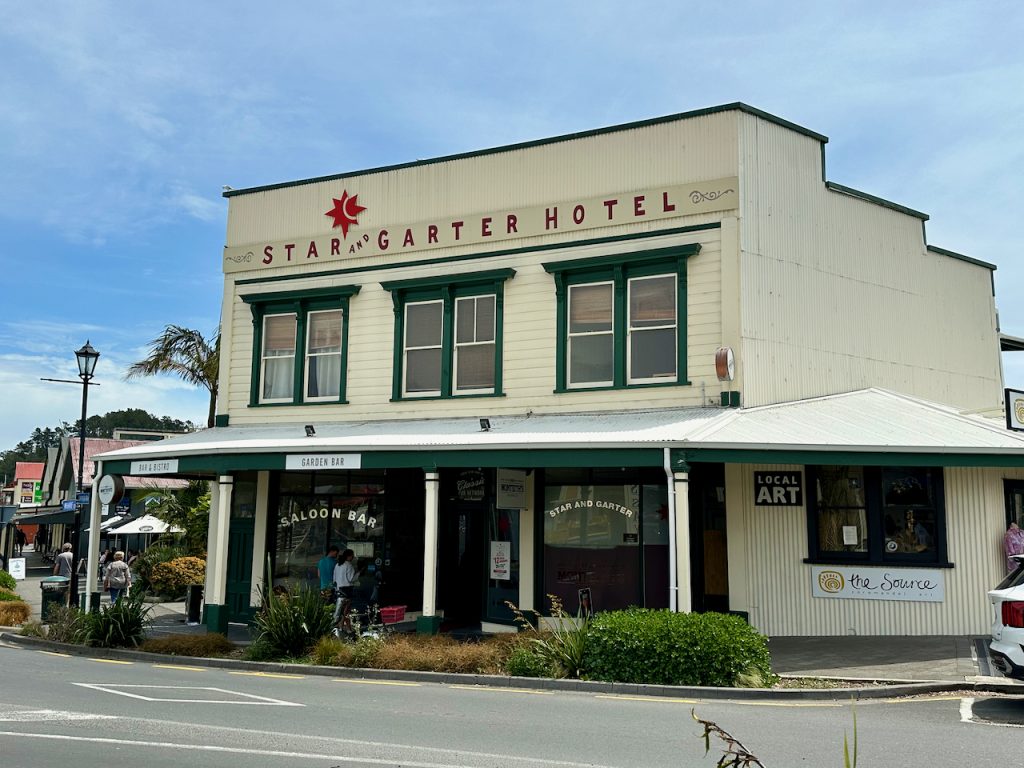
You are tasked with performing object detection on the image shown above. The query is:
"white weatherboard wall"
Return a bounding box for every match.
[736,114,1002,413]
[727,464,1022,636]
[225,229,724,424]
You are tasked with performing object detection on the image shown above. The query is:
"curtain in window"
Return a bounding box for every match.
[262,314,296,400]
[306,310,342,399]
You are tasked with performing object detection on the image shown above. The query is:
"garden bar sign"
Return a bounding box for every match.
[811,565,945,603]
[285,453,361,470]
[223,177,739,273]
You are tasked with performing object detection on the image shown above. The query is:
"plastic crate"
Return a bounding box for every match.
[380,605,406,624]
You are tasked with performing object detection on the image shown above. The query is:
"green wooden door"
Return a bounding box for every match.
[225,518,255,623]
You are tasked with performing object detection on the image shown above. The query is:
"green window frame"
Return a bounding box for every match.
[242,285,361,407]
[542,245,700,392]
[381,268,515,400]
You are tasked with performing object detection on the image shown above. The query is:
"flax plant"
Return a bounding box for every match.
[506,594,590,679]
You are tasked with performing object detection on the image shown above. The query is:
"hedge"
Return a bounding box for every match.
[582,609,774,687]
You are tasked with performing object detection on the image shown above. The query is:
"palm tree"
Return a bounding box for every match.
[125,325,220,428]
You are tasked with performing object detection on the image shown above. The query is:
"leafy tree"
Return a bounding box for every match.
[0,410,194,481]
[145,480,210,554]
[125,326,220,428]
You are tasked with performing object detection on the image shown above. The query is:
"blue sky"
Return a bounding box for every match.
[1,1,1023,451]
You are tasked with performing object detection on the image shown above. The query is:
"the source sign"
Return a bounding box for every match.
[1006,388,1024,431]
[811,564,945,603]
[96,475,125,506]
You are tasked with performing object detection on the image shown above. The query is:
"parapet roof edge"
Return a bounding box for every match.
[222,103,829,199]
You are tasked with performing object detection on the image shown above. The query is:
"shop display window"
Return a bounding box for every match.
[541,469,669,613]
[807,466,947,565]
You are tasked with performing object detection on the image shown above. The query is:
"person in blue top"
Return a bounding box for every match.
[318,545,340,590]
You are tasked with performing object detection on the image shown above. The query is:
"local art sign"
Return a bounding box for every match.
[223,177,739,273]
[811,564,945,603]
[754,471,803,506]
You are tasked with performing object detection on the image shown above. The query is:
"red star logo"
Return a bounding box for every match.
[325,190,366,238]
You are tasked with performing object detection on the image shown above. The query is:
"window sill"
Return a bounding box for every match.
[802,558,955,569]
[248,400,350,408]
[390,392,507,402]
[554,380,690,394]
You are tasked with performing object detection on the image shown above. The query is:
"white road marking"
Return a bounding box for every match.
[0,709,117,722]
[960,697,974,722]
[0,731,618,767]
[72,683,303,706]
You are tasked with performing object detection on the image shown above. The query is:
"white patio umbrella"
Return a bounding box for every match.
[110,514,183,535]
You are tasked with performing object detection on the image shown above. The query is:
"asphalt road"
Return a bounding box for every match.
[0,639,1021,767]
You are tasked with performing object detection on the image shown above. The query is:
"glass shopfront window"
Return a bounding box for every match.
[272,471,386,593]
[542,468,668,614]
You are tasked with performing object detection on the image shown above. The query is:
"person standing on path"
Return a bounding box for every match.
[318,545,340,590]
[103,551,132,603]
[54,543,74,578]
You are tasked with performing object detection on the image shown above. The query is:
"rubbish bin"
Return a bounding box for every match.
[40,576,70,621]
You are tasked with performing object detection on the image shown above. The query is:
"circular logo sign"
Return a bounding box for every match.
[139,525,154,532]
[817,570,845,593]
[96,475,125,506]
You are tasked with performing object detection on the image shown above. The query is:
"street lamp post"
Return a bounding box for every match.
[69,341,99,605]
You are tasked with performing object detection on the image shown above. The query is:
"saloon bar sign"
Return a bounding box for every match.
[223,177,739,273]
[753,471,803,506]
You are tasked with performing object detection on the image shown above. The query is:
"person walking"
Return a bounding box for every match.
[103,551,132,603]
[15,527,26,556]
[54,543,74,580]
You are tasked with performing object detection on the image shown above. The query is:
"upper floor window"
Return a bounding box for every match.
[243,285,360,407]
[382,269,514,400]
[543,244,699,392]
[807,465,949,566]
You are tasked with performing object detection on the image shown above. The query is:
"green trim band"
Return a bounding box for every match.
[381,268,515,293]
[926,245,996,272]
[214,414,229,427]
[240,284,361,304]
[825,182,929,221]
[224,103,826,199]
[674,448,1024,468]
[542,243,701,274]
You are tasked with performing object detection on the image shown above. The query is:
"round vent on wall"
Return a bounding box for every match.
[715,346,735,382]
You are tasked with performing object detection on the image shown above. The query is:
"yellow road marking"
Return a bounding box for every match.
[153,664,205,672]
[333,678,420,687]
[596,694,697,704]
[449,685,553,695]
[88,658,133,665]
[883,695,963,704]
[37,651,70,658]
[229,671,304,679]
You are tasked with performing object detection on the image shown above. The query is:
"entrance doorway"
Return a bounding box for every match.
[437,470,489,628]
[688,464,729,613]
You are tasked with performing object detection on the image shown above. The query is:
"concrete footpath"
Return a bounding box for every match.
[4,544,1021,697]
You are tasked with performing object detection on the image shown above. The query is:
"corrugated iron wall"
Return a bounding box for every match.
[727,463,1024,636]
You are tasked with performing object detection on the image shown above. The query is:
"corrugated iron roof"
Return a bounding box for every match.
[91,390,1024,461]
[14,462,44,481]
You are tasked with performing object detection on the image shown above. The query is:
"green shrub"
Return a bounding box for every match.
[43,604,90,643]
[19,620,45,637]
[133,545,187,593]
[139,633,235,657]
[505,645,552,678]
[0,587,25,602]
[583,609,774,687]
[242,636,279,661]
[82,590,153,648]
[252,583,333,658]
[508,595,589,678]
[0,569,16,590]
[149,557,206,596]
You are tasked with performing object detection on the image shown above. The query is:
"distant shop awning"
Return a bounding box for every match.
[12,507,76,525]
[109,515,182,535]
